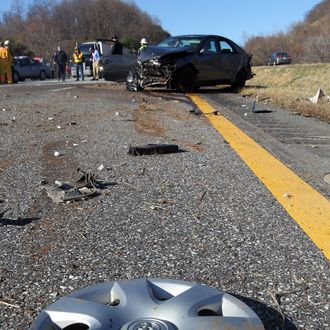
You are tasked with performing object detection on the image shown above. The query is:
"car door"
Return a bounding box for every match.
[18,58,31,78]
[194,37,221,81]
[30,59,41,78]
[215,39,243,81]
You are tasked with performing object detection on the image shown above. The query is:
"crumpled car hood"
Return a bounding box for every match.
[139,46,194,62]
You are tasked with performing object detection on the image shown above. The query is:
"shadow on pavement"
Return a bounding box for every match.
[232,294,297,330]
[0,216,41,226]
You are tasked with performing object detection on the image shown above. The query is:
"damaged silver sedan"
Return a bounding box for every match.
[127,35,253,92]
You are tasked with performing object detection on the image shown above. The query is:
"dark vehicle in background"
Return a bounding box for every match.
[267,51,291,65]
[126,34,253,92]
[13,56,51,83]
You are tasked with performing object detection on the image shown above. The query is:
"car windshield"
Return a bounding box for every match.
[157,36,203,49]
[79,44,95,54]
[276,52,289,57]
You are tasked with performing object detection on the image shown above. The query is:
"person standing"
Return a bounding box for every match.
[73,47,84,81]
[0,42,5,84]
[2,40,13,84]
[91,47,100,81]
[54,46,67,81]
[138,38,148,55]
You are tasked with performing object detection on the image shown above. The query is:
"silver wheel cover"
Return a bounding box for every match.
[30,278,264,330]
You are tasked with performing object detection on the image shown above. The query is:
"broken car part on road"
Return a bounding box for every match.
[30,278,264,330]
[128,144,180,156]
[44,168,102,203]
[127,35,253,92]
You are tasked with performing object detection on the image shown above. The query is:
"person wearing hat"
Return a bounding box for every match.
[110,34,123,55]
[1,40,13,84]
[73,46,84,81]
[138,38,148,55]
[0,42,5,84]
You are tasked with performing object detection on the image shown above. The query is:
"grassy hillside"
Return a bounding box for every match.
[243,64,330,122]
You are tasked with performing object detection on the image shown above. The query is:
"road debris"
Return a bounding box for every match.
[0,299,20,309]
[128,144,180,156]
[44,169,103,203]
[54,151,64,157]
[0,208,11,219]
[309,89,326,104]
[252,100,273,113]
[282,192,293,199]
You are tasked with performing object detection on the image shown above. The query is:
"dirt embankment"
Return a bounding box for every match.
[244,63,330,122]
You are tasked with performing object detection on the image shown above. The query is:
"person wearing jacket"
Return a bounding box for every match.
[0,40,13,84]
[54,46,67,81]
[0,42,5,84]
[73,47,84,81]
[91,47,100,81]
[138,38,148,55]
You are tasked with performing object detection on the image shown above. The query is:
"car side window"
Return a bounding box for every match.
[219,40,235,54]
[201,38,220,54]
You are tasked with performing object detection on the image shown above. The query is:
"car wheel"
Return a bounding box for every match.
[13,71,19,84]
[177,66,196,93]
[103,74,111,81]
[231,69,246,89]
[39,70,46,80]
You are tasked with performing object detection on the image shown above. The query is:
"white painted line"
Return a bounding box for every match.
[48,87,74,92]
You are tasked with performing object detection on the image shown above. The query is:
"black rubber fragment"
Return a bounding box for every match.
[128,144,179,156]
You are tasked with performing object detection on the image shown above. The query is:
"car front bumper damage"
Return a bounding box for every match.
[127,58,176,91]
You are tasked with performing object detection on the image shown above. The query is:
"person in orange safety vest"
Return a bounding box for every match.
[0,41,6,84]
[0,40,13,84]
[73,47,84,81]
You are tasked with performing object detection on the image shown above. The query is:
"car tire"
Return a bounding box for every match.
[103,74,111,81]
[177,66,197,93]
[39,70,46,81]
[231,69,246,89]
[19,77,26,82]
[13,71,20,84]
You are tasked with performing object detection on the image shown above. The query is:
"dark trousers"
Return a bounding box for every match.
[75,63,84,80]
[58,64,66,81]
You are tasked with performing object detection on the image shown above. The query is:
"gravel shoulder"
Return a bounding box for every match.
[0,83,329,329]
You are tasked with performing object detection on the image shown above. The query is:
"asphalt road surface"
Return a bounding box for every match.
[0,80,329,329]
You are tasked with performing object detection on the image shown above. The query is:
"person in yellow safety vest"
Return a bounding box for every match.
[2,40,13,84]
[0,41,6,84]
[138,38,148,55]
[73,47,84,81]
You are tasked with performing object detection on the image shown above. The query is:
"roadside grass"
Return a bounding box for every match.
[243,63,330,122]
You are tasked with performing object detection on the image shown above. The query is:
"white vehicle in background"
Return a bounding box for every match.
[71,39,137,80]
[71,38,137,80]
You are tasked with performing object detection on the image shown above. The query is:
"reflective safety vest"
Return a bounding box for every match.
[73,52,83,63]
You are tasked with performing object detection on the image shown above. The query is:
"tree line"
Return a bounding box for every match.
[0,0,170,61]
[244,0,330,65]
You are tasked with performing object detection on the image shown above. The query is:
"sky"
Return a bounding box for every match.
[0,0,322,45]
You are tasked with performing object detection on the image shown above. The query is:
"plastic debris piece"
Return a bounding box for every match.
[309,89,326,104]
[128,144,180,156]
[282,192,293,198]
[98,164,105,171]
[54,151,63,157]
[44,169,103,203]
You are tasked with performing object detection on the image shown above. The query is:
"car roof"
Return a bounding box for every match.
[170,34,226,39]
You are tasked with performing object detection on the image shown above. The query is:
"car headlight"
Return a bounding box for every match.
[148,58,160,66]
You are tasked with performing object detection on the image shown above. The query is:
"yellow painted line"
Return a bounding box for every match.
[189,94,330,259]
